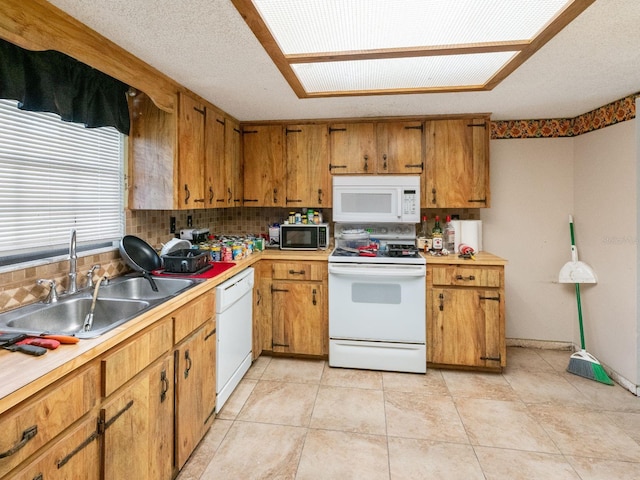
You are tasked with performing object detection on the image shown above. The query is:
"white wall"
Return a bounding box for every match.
[484,120,638,387]
[573,119,637,385]
[482,137,576,342]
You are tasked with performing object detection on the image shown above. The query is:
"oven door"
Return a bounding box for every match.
[328,263,426,342]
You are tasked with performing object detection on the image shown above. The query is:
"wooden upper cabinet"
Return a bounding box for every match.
[285,124,331,208]
[329,121,423,174]
[376,121,424,174]
[242,125,285,206]
[225,117,243,207]
[424,117,490,208]
[178,92,206,208]
[328,123,376,174]
[204,111,226,208]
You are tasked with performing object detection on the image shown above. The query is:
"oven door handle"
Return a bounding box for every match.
[328,264,426,277]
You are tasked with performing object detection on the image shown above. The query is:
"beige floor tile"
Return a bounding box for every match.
[176,419,233,480]
[216,378,257,420]
[238,380,318,426]
[537,348,574,373]
[567,455,640,480]
[455,397,559,453]
[244,355,271,380]
[608,410,640,443]
[529,404,640,461]
[200,421,305,479]
[563,373,640,413]
[505,347,557,372]
[321,364,383,390]
[442,370,519,401]
[297,429,389,480]
[503,368,593,406]
[310,385,386,435]
[388,437,484,480]
[382,369,449,395]
[474,446,581,480]
[261,357,325,383]
[385,391,468,443]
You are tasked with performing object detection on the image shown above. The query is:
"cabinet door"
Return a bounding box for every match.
[205,110,226,208]
[424,118,490,208]
[242,125,284,206]
[272,282,326,356]
[328,123,376,174]
[175,320,217,469]
[428,287,502,368]
[253,261,273,358]
[101,354,174,480]
[178,93,206,208]
[226,117,244,207]
[376,121,424,174]
[285,124,330,208]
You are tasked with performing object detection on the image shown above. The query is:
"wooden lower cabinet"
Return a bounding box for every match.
[175,318,217,469]
[272,281,326,356]
[427,264,505,370]
[101,354,174,480]
[254,260,328,357]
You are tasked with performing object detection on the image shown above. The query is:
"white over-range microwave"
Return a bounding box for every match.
[332,175,420,223]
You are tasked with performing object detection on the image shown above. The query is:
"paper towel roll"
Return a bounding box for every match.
[454,220,483,253]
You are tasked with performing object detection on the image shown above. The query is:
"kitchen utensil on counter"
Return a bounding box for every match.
[0,332,79,344]
[160,238,192,256]
[161,249,210,274]
[0,333,47,356]
[558,215,612,385]
[16,337,60,349]
[119,235,162,290]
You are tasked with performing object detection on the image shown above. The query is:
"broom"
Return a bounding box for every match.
[560,215,614,385]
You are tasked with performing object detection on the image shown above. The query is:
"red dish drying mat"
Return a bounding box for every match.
[152,261,236,279]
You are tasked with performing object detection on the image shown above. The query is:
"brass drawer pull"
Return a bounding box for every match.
[289,269,305,275]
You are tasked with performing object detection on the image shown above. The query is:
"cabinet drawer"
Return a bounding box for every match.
[174,290,216,343]
[0,364,99,478]
[13,416,100,480]
[102,317,172,397]
[431,265,501,287]
[272,262,325,281]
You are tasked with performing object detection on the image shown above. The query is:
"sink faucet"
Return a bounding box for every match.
[37,279,59,303]
[68,229,78,294]
[83,275,108,332]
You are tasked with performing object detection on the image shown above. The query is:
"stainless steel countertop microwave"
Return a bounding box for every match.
[280,223,329,250]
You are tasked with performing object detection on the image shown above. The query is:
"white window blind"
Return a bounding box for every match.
[0,99,124,264]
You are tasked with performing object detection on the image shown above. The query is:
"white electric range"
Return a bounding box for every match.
[328,223,426,373]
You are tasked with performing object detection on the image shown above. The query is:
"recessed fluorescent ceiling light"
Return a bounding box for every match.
[232,0,594,97]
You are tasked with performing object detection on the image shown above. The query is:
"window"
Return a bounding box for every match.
[0,99,124,267]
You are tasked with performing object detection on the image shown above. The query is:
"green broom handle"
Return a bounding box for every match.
[575,283,586,350]
[569,215,576,247]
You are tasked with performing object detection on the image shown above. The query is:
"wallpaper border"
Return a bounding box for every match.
[491,92,639,139]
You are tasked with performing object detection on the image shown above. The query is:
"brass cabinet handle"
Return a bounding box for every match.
[160,369,169,403]
[184,184,190,204]
[456,275,475,281]
[209,186,214,204]
[364,155,368,172]
[288,269,305,275]
[382,153,387,170]
[312,288,317,306]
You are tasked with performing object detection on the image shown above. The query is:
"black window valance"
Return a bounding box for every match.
[0,38,130,135]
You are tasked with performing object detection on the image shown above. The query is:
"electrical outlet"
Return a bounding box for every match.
[187,215,193,227]
[170,216,176,233]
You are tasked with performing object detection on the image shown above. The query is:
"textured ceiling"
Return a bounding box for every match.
[46,0,640,121]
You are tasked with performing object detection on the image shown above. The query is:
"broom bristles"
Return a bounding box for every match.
[567,350,614,385]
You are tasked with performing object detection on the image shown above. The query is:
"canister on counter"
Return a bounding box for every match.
[232,243,243,260]
[222,244,232,262]
[210,243,221,261]
[294,213,301,224]
[289,212,295,224]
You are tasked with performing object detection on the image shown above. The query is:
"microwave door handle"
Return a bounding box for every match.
[397,191,402,219]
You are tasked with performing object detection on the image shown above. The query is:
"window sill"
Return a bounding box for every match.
[0,244,119,275]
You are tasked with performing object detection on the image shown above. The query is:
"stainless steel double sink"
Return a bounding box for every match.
[0,276,203,339]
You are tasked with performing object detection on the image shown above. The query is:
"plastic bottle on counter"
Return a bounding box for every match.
[431,215,443,252]
[444,215,455,252]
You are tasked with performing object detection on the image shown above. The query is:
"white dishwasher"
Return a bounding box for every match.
[215,267,254,413]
